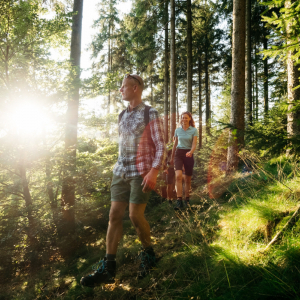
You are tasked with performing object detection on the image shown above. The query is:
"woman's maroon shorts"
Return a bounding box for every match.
[174,149,194,176]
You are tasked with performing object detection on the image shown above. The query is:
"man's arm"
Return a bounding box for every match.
[141,109,166,192]
[148,109,166,170]
[141,167,159,192]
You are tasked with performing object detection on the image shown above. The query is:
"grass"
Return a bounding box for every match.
[2,156,300,299]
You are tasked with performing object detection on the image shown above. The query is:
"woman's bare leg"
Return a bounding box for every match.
[185,175,192,198]
[175,170,183,198]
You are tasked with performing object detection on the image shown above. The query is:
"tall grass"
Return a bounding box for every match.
[3,154,300,300]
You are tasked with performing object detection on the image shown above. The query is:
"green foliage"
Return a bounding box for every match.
[2,147,300,300]
[2,0,300,299]
[262,0,300,62]
[0,0,71,94]
[247,101,288,156]
[76,138,118,198]
[215,72,231,125]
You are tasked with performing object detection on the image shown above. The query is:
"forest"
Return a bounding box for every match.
[1,0,300,299]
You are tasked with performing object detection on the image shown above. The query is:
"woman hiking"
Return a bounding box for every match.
[170,111,198,210]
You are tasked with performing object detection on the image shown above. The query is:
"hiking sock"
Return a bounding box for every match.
[105,254,116,261]
[105,254,117,273]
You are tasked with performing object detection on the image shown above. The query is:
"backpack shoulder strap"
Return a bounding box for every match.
[144,105,154,146]
[118,109,126,124]
[144,105,151,126]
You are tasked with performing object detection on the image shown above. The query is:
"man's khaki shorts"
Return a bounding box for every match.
[111,174,151,204]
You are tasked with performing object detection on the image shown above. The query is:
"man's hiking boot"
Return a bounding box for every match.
[168,199,173,206]
[80,258,116,287]
[137,248,156,279]
[174,199,183,210]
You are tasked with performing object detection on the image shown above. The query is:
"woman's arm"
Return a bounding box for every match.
[186,136,197,157]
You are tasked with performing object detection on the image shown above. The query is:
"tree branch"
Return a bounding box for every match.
[264,203,300,251]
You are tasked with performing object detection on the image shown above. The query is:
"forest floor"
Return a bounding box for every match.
[2,156,300,300]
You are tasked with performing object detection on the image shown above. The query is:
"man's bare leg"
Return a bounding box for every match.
[129,202,156,278]
[129,203,151,248]
[106,201,128,254]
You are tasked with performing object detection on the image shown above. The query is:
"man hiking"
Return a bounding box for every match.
[80,74,166,287]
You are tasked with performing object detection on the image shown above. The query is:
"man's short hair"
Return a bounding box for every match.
[125,74,144,91]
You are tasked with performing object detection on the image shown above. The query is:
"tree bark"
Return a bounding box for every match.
[227,0,245,172]
[255,43,258,120]
[18,150,38,252]
[263,28,269,116]
[286,0,300,149]
[186,0,193,112]
[252,60,255,116]
[198,55,203,148]
[170,0,176,141]
[245,0,252,126]
[108,21,111,113]
[164,0,169,143]
[205,49,210,136]
[45,154,58,224]
[61,0,83,231]
[176,87,179,122]
[150,75,154,105]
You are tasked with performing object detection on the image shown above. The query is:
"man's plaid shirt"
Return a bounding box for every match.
[113,102,166,178]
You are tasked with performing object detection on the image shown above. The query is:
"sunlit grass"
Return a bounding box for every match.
[3,155,300,300]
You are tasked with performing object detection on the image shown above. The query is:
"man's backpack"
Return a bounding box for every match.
[118,105,154,148]
[118,105,151,127]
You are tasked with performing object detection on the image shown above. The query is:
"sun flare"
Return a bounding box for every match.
[6,103,52,136]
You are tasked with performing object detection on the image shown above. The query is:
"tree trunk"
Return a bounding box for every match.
[255,43,258,120]
[205,49,210,137]
[245,0,252,126]
[45,154,58,224]
[176,87,179,122]
[108,22,111,113]
[198,55,203,148]
[170,0,176,141]
[61,0,83,232]
[150,75,154,105]
[263,28,269,116]
[18,150,38,253]
[186,0,193,112]
[252,61,255,116]
[164,0,169,143]
[227,0,245,172]
[286,0,300,151]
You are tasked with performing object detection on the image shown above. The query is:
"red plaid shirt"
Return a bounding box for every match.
[113,102,166,178]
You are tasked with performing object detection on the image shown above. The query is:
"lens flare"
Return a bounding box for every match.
[5,102,52,136]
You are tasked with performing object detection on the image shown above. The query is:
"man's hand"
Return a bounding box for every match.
[141,168,159,193]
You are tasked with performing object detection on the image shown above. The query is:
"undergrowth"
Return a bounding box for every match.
[2,155,300,300]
